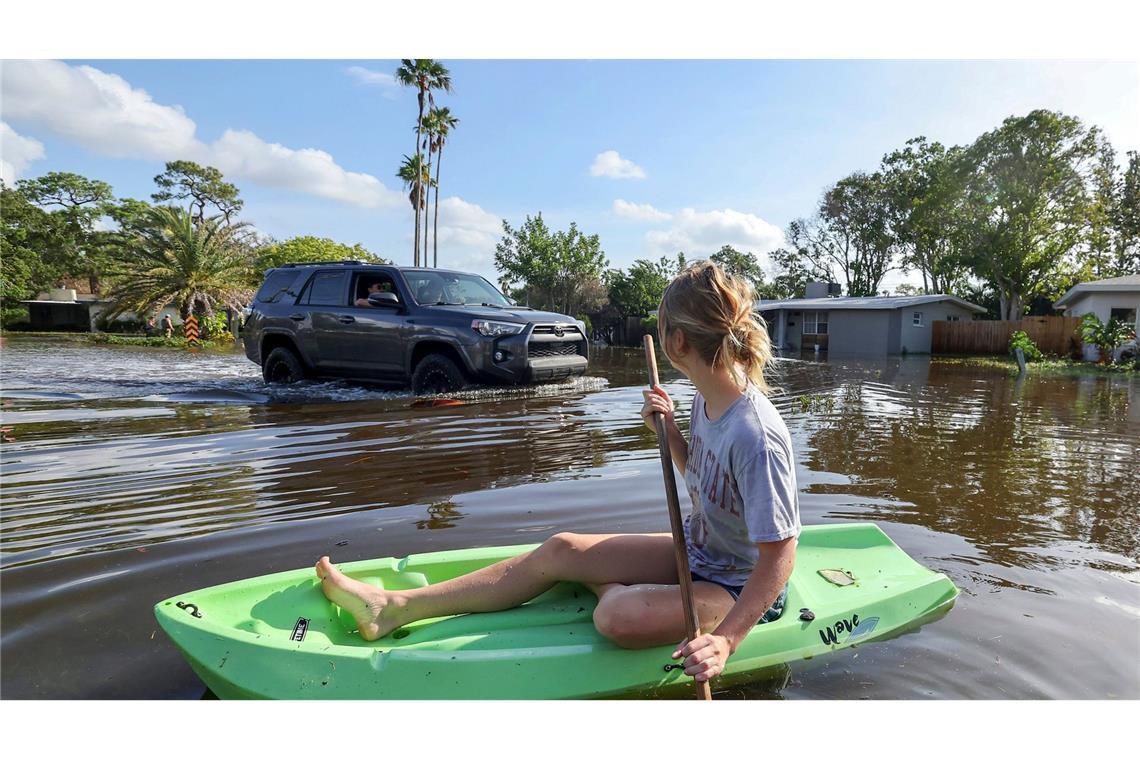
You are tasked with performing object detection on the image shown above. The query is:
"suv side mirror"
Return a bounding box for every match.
[368,291,401,307]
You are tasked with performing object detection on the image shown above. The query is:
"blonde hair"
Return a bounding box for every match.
[658,261,773,394]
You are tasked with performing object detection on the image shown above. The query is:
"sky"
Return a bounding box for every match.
[2,59,1138,291]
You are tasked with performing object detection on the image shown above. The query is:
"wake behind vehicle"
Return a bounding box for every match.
[242,262,589,394]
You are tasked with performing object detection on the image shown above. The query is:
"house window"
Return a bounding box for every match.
[1109,307,1136,325]
[912,311,924,327]
[802,311,828,335]
[946,314,960,322]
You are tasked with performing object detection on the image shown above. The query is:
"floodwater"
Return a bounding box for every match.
[1,336,1137,699]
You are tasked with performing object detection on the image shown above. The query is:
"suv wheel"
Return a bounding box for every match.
[263,346,306,384]
[412,353,467,395]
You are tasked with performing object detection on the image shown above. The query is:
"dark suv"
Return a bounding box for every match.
[242,262,589,394]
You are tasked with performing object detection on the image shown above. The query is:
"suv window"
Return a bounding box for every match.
[352,272,400,307]
[256,270,300,303]
[305,271,349,306]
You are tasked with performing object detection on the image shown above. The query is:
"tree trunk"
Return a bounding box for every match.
[413,90,425,267]
[433,145,443,268]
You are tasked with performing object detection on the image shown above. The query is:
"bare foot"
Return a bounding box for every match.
[315,556,403,641]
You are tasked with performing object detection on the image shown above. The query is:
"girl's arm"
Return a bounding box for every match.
[672,536,797,682]
[641,385,688,472]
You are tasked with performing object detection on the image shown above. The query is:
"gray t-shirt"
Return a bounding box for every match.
[682,385,800,586]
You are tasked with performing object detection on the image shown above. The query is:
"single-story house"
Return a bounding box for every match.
[22,288,181,332]
[1052,274,1139,361]
[755,292,987,355]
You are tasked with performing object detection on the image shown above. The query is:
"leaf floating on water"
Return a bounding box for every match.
[818,569,856,586]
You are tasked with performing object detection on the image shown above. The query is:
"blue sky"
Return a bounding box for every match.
[3,59,1137,290]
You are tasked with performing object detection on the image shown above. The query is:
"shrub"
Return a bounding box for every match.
[201,312,234,342]
[1078,313,1135,364]
[1008,330,1043,362]
[640,315,658,337]
[576,314,593,339]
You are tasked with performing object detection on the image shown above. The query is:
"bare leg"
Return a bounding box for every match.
[591,581,736,649]
[316,532,676,641]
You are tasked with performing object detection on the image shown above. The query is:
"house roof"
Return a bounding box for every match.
[1053,274,1140,309]
[754,294,987,314]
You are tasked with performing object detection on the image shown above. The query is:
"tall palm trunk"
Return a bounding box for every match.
[413,91,425,266]
[433,144,443,268]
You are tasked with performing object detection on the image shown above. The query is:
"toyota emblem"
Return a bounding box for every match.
[554,325,564,337]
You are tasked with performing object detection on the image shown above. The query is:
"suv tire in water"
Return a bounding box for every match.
[263,346,306,384]
[411,353,466,395]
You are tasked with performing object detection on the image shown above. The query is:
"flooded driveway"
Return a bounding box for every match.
[1,336,1137,698]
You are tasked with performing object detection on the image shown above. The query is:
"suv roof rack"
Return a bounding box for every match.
[278,260,371,268]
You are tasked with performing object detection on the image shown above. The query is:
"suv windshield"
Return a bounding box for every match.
[405,271,512,306]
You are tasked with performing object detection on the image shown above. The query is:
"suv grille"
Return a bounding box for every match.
[528,324,586,359]
[529,341,581,358]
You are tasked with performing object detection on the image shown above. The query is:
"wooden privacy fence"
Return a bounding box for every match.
[932,316,1082,356]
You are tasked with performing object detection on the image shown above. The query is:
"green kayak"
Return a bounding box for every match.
[155,522,957,699]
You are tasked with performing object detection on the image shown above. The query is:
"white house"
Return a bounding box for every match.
[1052,274,1139,361]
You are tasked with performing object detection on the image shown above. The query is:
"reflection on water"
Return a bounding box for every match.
[1,337,1137,699]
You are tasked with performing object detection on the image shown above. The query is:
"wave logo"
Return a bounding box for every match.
[818,614,880,645]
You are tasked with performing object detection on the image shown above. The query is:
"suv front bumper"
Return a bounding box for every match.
[467,324,588,385]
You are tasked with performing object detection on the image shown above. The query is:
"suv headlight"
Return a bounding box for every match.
[472,319,525,337]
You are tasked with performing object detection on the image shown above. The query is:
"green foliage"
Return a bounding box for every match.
[107,206,255,320]
[957,110,1100,319]
[1078,313,1135,363]
[605,257,672,317]
[709,245,767,291]
[200,312,233,342]
[494,214,609,316]
[1008,330,1043,362]
[88,334,222,349]
[253,236,387,282]
[576,314,593,337]
[640,315,658,336]
[152,161,243,223]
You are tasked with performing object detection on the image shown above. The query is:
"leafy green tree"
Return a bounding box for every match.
[1115,150,1140,274]
[494,214,609,316]
[709,245,768,291]
[605,257,672,317]
[1,182,65,324]
[396,59,452,266]
[252,236,387,283]
[107,206,255,320]
[16,172,115,293]
[152,161,243,223]
[881,138,969,294]
[957,110,1100,320]
[423,106,459,268]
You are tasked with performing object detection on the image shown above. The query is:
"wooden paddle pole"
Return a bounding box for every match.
[643,335,713,701]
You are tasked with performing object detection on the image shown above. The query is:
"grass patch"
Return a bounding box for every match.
[2,331,237,350]
[933,355,1137,376]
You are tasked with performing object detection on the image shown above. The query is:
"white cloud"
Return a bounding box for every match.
[589,150,646,180]
[435,196,502,248]
[646,207,786,257]
[207,130,403,208]
[612,199,671,223]
[345,66,401,99]
[1,60,404,209]
[0,122,45,184]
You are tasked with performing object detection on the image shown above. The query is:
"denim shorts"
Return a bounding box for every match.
[691,571,789,624]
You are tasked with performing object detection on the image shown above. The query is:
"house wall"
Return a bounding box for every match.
[1062,291,1140,360]
[828,310,891,355]
[898,302,979,354]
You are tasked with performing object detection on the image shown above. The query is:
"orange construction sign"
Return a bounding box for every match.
[184,315,200,346]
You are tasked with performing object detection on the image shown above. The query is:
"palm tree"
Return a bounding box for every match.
[424,106,459,268]
[397,155,433,253]
[107,206,253,322]
[395,59,452,266]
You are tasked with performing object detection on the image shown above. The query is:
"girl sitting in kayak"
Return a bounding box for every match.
[316,261,799,683]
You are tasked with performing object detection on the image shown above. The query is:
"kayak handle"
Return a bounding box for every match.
[663,663,685,672]
[176,601,202,618]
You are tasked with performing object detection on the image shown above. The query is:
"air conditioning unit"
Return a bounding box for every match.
[827,283,842,296]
